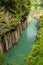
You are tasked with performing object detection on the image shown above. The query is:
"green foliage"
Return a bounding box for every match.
[0,54,7,65]
[25,15,43,65]
[30,0,41,10]
[0,0,31,35]
[0,0,31,65]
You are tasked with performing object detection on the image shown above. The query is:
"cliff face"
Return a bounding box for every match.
[0,20,29,53]
[0,0,31,54]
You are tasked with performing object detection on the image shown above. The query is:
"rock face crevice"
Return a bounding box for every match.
[0,20,29,54]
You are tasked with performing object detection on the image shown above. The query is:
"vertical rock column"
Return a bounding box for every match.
[17,27,20,41]
[4,33,13,51]
[9,33,12,49]
[14,30,18,43]
[4,35,9,51]
[0,37,3,54]
[19,24,22,35]
[14,28,20,44]
[11,32,15,45]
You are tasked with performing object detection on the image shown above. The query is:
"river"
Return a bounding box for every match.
[6,15,38,65]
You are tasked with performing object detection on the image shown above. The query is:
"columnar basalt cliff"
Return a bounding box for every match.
[0,0,31,54]
[0,20,29,54]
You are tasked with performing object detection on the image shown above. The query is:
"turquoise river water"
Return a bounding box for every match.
[6,16,38,65]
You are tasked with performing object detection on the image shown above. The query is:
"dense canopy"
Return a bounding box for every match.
[0,0,31,35]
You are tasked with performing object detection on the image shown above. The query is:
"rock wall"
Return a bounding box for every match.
[0,38,3,54]
[0,20,28,53]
